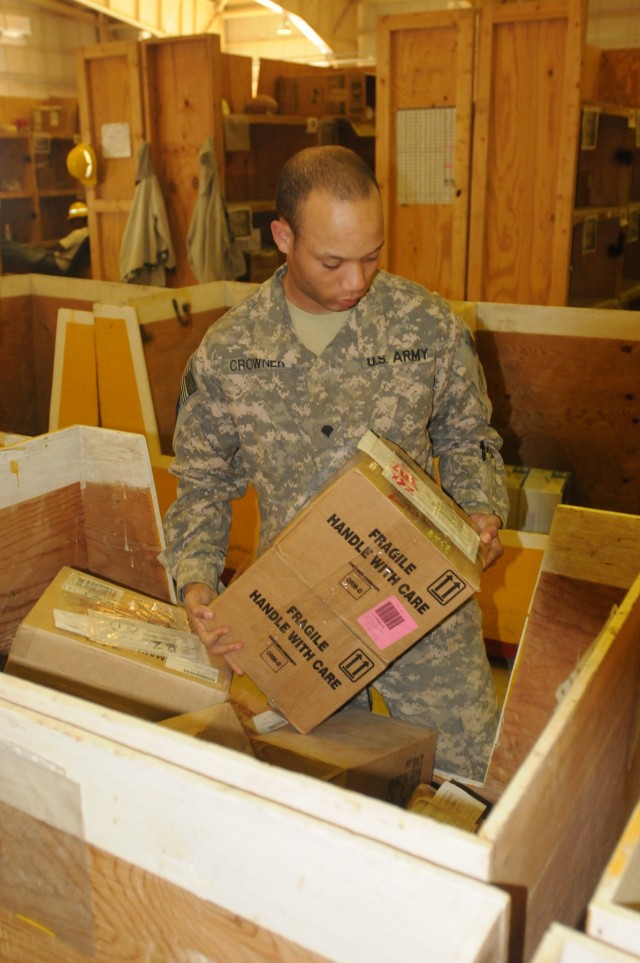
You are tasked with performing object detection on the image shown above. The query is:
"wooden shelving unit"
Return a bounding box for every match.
[0,100,79,246]
[569,100,640,308]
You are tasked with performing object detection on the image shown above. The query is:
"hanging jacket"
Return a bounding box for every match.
[119,139,176,286]
[186,136,246,283]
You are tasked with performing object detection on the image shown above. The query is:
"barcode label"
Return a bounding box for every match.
[357,596,418,650]
[62,571,123,602]
[374,599,405,630]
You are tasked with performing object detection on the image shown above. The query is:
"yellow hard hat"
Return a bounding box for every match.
[66,143,98,187]
[67,200,89,219]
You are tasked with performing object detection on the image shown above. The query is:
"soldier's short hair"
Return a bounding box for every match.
[276,146,379,237]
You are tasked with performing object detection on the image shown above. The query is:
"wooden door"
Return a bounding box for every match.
[376,10,475,300]
[76,41,144,282]
[141,34,225,288]
[467,0,583,305]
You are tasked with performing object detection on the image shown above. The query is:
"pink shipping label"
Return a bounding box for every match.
[357,596,418,649]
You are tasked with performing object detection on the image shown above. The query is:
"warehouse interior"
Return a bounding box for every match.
[1,1,640,962]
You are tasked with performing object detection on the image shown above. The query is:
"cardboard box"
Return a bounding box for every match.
[276,70,375,118]
[159,701,255,756]
[504,464,530,529]
[251,708,437,807]
[212,431,484,732]
[6,567,232,720]
[520,468,571,533]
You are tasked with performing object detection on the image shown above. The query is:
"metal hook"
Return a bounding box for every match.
[172,298,192,327]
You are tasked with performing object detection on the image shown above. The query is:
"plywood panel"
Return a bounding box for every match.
[0,485,87,655]
[0,426,173,656]
[476,328,640,515]
[376,9,474,299]
[484,570,640,960]
[0,677,510,963]
[0,841,329,962]
[467,0,583,305]
[139,306,228,454]
[478,530,546,657]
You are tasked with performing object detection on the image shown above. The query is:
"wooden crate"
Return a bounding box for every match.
[0,273,159,437]
[0,672,510,962]
[0,425,174,659]
[587,796,640,958]
[0,274,260,577]
[2,504,640,961]
[51,281,260,571]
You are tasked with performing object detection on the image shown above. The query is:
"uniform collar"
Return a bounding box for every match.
[252,265,390,361]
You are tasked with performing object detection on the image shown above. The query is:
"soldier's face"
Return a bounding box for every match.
[272,188,384,314]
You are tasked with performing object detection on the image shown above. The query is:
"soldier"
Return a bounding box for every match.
[162,145,509,780]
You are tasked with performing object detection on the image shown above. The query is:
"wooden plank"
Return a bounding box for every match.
[542,506,640,589]
[375,9,475,299]
[467,0,583,305]
[478,529,546,658]
[49,309,98,431]
[0,677,510,963]
[76,41,144,282]
[93,305,161,460]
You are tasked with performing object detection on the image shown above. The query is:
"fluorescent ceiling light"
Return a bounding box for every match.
[254,0,332,54]
[276,17,292,35]
[254,0,283,13]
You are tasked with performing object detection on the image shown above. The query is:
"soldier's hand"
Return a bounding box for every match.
[183,581,244,674]
[470,513,504,570]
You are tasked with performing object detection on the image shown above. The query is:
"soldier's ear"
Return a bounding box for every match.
[271,217,294,255]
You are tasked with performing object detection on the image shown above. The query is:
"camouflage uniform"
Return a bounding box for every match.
[163,264,509,780]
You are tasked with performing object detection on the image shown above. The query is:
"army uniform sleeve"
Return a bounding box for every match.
[429,304,509,526]
[161,351,250,596]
